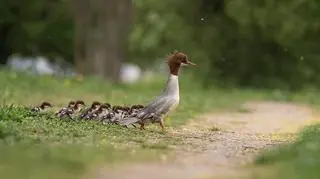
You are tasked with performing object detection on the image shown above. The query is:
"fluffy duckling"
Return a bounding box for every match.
[73,100,85,113]
[105,105,130,124]
[55,101,76,118]
[67,100,86,119]
[83,103,110,120]
[120,104,144,127]
[96,103,112,120]
[129,104,144,116]
[101,111,116,124]
[102,105,122,124]
[113,105,126,117]
[79,101,101,119]
[121,106,131,117]
[30,101,52,113]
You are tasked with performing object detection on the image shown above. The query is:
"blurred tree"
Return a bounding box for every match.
[192,0,320,90]
[71,0,132,82]
[0,0,73,63]
[0,0,319,89]
[0,24,11,64]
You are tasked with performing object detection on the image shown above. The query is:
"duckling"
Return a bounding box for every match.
[113,105,126,117]
[96,103,112,120]
[121,106,131,117]
[120,104,144,127]
[30,101,52,113]
[106,105,131,125]
[55,101,75,118]
[112,105,122,113]
[84,103,110,120]
[129,104,144,116]
[104,105,123,124]
[67,100,86,119]
[126,105,144,123]
[79,101,101,119]
[74,100,85,112]
[101,111,116,124]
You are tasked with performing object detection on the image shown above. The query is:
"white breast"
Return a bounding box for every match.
[163,74,180,101]
[161,74,180,113]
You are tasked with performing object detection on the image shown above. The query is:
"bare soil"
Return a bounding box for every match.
[95,101,318,179]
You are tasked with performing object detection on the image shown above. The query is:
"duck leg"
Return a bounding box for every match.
[139,123,145,130]
[159,119,165,131]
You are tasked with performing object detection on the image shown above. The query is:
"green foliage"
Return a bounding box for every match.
[0,0,73,60]
[129,0,196,66]
[0,70,320,178]
[210,0,320,90]
[1,0,320,89]
[130,0,320,90]
[1,70,320,178]
[0,104,171,179]
[255,124,320,179]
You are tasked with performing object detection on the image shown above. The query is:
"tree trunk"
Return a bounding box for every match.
[72,0,92,75]
[72,0,132,82]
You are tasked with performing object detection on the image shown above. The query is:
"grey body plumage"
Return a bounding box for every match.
[119,74,180,128]
[119,50,196,130]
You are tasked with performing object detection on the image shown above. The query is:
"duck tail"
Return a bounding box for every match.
[119,117,140,126]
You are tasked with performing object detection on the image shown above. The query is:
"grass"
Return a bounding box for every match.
[0,105,174,179]
[253,124,320,179]
[1,69,320,179]
[0,69,264,179]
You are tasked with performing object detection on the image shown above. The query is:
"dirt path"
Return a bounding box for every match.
[96,101,318,179]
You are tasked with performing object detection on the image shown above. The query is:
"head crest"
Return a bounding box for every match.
[172,49,178,54]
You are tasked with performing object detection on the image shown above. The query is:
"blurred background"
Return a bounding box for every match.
[1,0,319,90]
[2,1,320,179]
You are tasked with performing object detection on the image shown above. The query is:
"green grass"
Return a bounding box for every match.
[0,69,274,126]
[1,69,320,179]
[0,69,262,179]
[254,124,320,179]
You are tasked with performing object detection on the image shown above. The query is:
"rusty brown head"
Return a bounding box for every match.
[167,50,196,75]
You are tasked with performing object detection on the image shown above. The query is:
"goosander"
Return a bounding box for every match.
[119,50,196,130]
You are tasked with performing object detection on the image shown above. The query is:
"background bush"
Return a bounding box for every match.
[0,0,319,90]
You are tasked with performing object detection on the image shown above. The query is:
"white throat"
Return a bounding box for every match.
[162,74,179,98]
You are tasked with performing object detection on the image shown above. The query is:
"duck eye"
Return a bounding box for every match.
[181,57,187,63]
